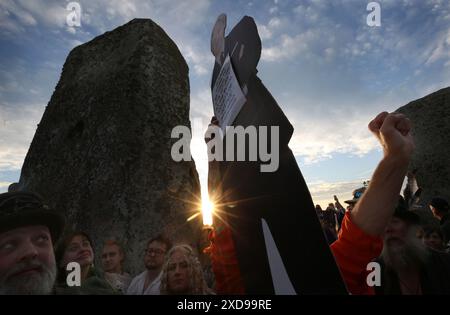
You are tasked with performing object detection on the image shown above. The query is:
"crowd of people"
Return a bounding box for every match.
[314,184,450,294]
[0,193,214,295]
[1,111,450,295]
[316,189,450,252]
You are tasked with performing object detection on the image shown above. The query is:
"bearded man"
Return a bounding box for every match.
[376,198,450,295]
[0,191,64,295]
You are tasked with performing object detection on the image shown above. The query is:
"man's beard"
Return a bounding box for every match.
[381,228,429,273]
[145,262,159,270]
[145,257,163,271]
[0,259,57,295]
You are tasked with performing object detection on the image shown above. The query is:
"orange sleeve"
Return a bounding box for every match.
[207,225,246,295]
[331,212,383,295]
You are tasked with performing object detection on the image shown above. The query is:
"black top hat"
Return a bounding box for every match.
[0,191,64,243]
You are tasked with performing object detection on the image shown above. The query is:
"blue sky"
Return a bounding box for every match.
[0,0,449,207]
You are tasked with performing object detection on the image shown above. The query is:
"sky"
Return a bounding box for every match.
[0,0,449,208]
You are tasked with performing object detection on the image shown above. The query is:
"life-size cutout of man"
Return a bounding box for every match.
[207,14,346,294]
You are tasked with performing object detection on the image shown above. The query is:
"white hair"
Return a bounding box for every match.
[381,225,429,272]
[0,259,57,295]
[160,244,212,295]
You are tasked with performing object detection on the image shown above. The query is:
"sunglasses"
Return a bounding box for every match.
[145,248,166,256]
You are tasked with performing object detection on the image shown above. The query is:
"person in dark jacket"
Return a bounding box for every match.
[55,231,117,294]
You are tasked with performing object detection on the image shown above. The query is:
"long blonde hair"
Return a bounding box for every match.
[160,244,212,295]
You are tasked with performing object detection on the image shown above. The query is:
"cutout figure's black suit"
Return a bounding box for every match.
[210,16,347,294]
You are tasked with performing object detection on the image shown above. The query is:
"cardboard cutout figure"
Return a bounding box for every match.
[211,13,227,66]
[209,15,347,294]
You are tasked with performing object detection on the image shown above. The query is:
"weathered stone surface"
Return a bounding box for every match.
[18,19,202,274]
[396,87,450,224]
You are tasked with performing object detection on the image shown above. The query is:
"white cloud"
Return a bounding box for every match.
[66,26,77,34]
[105,0,137,20]
[262,31,314,62]
[424,30,450,66]
[260,9,339,64]
[68,39,83,49]
[0,181,11,193]
[24,1,66,26]
[15,0,66,27]
[190,88,213,121]
[308,179,369,208]
[79,0,213,76]
[268,17,281,28]
[257,24,273,40]
[80,0,211,34]
[260,0,450,74]
[16,9,37,26]
[0,60,27,95]
[0,0,68,37]
[0,103,44,171]
[180,44,213,76]
[294,5,318,22]
[256,16,287,41]
[280,65,450,166]
[288,112,379,165]
[0,0,211,42]
[0,2,25,35]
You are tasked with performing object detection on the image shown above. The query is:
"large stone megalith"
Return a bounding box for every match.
[18,19,202,274]
[396,87,450,222]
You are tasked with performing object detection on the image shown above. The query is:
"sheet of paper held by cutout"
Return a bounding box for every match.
[212,54,246,134]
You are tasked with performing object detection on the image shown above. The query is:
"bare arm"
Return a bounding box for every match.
[350,112,415,236]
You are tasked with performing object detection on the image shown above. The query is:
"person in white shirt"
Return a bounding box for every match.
[126,235,172,295]
[101,240,131,293]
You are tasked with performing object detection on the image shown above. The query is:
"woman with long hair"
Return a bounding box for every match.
[55,231,116,294]
[160,244,214,295]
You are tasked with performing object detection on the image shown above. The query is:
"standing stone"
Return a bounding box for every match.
[18,19,202,275]
[396,87,450,223]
